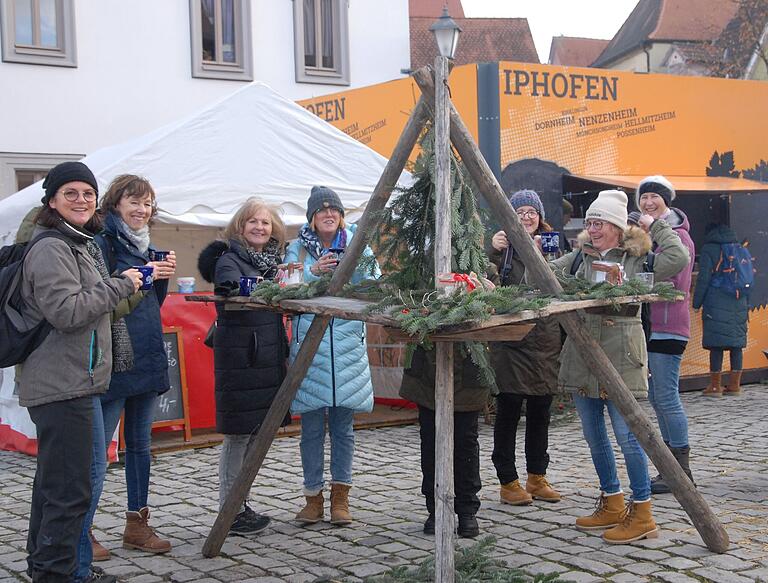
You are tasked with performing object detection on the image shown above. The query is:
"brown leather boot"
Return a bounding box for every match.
[89,528,110,561]
[603,499,659,544]
[702,372,723,397]
[295,492,324,524]
[525,474,561,502]
[500,479,533,505]
[575,492,625,530]
[330,483,353,525]
[123,507,171,553]
[723,370,743,395]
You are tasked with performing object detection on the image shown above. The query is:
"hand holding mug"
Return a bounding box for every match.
[638,214,654,232]
[491,230,509,251]
[121,268,144,292]
[147,250,177,280]
[311,253,338,275]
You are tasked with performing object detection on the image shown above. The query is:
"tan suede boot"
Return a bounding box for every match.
[89,528,110,561]
[603,499,659,544]
[525,474,561,502]
[702,372,723,397]
[575,492,625,530]
[500,479,533,505]
[723,370,743,395]
[330,483,353,525]
[295,492,324,524]
[123,507,171,553]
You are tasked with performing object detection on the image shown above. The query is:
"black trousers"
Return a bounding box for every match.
[491,393,552,484]
[417,406,481,517]
[27,397,93,583]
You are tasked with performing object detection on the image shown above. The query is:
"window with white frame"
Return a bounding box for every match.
[0,0,76,67]
[293,0,350,85]
[189,0,253,81]
[0,152,82,201]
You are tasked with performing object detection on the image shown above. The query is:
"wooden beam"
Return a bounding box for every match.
[412,65,730,554]
[433,55,455,582]
[202,97,430,557]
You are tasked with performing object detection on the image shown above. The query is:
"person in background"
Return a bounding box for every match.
[197,198,289,536]
[635,176,696,494]
[19,162,140,583]
[561,197,574,253]
[551,189,689,544]
[87,175,176,567]
[489,189,562,506]
[693,223,750,396]
[286,186,379,527]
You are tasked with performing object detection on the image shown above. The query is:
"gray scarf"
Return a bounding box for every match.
[85,240,134,373]
[116,217,150,254]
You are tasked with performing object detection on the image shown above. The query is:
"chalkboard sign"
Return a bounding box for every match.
[152,327,191,441]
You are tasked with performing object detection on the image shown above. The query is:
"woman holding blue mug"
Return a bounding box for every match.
[85,175,177,566]
[286,186,379,527]
[198,197,289,536]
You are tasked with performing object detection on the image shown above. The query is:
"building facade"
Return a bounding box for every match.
[0,0,410,198]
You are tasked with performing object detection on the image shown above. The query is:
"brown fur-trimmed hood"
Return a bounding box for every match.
[576,225,651,258]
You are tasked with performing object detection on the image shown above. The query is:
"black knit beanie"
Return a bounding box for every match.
[41,161,99,204]
[306,185,344,223]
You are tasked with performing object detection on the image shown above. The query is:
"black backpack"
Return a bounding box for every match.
[569,250,655,342]
[0,232,73,367]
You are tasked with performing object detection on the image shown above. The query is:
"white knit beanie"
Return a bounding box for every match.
[636,175,675,209]
[586,190,628,230]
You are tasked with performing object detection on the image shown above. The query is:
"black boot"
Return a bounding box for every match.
[423,513,435,535]
[670,446,695,484]
[457,514,479,538]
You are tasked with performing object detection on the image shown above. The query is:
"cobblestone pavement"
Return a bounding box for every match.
[2,386,767,583]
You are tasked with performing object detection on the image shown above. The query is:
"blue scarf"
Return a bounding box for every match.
[298,224,347,260]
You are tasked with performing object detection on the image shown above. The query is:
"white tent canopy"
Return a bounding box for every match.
[0,82,410,244]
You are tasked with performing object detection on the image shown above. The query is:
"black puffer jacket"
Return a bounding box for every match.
[198,239,289,435]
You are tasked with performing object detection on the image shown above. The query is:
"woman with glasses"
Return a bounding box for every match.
[85,175,177,567]
[17,162,141,583]
[488,189,563,507]
[551,190,688,545]
[286,186,379,527]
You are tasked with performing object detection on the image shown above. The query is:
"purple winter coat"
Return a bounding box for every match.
[650,208,695,338]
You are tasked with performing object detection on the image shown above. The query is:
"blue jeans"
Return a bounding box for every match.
[75,397,106,582]
[573,394,651,501]
[101,393,157,511]
[648,352,689,448]
[299,407,355,494]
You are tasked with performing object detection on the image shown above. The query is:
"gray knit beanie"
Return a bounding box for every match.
[306,185,345,223]
[508,189,545,220]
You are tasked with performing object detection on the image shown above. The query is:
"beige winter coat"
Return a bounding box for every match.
[551,221,689,400]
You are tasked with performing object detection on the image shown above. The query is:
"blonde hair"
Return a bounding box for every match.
[223,197,285,248]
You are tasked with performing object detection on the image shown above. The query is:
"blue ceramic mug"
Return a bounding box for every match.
[239,275,263,296]
[149,250,170,262]
[133,265,154,290]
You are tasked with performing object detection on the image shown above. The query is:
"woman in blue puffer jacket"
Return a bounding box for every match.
[285,186,379,527]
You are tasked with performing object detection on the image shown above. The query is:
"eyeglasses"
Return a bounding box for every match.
[516,210,539,220]
[60,188,97,203]
[585,220,605,231]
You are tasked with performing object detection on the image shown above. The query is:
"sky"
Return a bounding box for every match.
[461,0,640,63]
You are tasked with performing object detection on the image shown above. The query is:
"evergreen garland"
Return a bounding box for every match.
[317,536,566,583]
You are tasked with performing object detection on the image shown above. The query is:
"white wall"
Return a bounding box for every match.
[0,0,410,159]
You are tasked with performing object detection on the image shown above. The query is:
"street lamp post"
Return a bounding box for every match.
[430,7,461,583]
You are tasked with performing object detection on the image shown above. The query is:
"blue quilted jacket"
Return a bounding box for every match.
[284,225,379,414]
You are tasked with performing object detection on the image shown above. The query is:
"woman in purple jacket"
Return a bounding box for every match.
[635,176,695,494]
